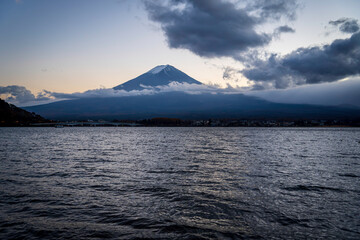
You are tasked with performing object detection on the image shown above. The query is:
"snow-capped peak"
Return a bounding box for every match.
[148,65,170,74]
[113,64,202,91]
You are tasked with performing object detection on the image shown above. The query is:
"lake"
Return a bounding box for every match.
[0,127,359,239]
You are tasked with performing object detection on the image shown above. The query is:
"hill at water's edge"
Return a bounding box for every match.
[0,98,48,126]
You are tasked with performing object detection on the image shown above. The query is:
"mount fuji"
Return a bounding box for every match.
[114,65,202,91]
[24,65,360,120]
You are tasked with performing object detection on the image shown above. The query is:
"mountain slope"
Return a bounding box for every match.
[24,92,360,121]
[113,65,202,91]
[0,98,47,126]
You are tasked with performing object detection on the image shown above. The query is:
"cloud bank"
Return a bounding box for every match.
[143,0,297,59]
[246,78,360,107]
[3,79,360,108]
[242,32,360,89]
[1,82,237,107]
[0,85,51,105]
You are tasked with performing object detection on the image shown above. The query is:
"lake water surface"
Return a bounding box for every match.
[0,127,359,239]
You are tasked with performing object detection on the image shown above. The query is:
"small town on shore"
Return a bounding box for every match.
[27,118,360,128]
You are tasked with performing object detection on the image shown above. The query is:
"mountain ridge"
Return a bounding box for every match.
[24,92,360,121]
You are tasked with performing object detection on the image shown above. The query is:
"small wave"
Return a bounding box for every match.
[138,186,171,195]
[283,185,347,193]
[276,216,308,226]
[338,173,359,178]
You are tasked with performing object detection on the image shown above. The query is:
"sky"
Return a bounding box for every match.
[0,0,360,106]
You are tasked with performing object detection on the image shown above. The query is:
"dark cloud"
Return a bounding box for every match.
[275,25,295,34]
[223,67,239,82]
[242,32,360,89]
[273,25,295,38]
[144,0,297,58]
[329,18,359,34]
[246,0,298,21]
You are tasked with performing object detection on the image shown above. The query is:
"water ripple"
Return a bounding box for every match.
[0,127,359,239]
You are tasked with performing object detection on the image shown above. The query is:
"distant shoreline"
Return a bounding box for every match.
[2,117,360,128]
[1,125,360,128]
